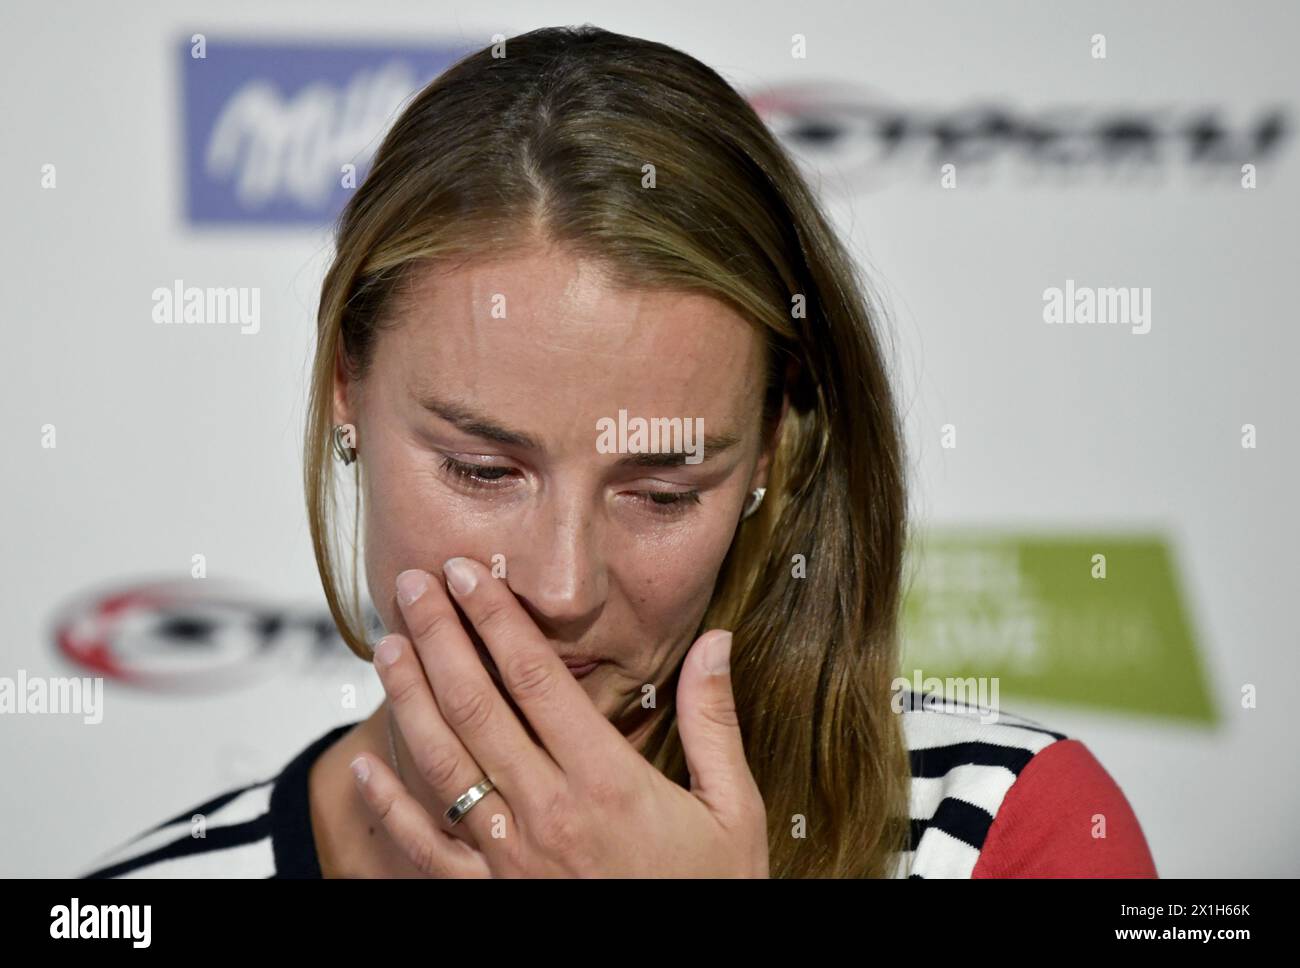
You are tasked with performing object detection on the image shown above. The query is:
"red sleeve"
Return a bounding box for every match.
[971,738,1158,878]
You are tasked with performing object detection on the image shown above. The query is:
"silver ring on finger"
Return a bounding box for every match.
[444,778,496,826]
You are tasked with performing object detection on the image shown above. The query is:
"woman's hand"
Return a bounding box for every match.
[349,556,770,877]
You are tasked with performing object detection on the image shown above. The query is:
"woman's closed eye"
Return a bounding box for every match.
[437,455,702,518]
[439,455,515,487]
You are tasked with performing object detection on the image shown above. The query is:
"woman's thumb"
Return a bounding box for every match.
[676,630,751,815]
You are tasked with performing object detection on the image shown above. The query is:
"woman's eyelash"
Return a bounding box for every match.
[439,455,514,487]
[437,456,701,516]
[637,490,702,516]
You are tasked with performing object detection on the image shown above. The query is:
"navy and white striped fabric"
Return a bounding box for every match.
[82,724,350,878]
[893,688,1067,878]
[84,693,1068,878]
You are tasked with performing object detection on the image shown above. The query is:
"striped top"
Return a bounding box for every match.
[82,724,343,878]
[82,692,1157,878]
[893,689,1156,877]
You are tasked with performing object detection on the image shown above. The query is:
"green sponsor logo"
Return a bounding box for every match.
[900,530,1215,723]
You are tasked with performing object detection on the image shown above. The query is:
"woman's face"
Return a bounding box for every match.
[335,245,779,748]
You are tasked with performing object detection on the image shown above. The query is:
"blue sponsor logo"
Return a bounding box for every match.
[179,37,472,225]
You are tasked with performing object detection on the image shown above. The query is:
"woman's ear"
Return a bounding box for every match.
[332,346,355,430]
[748,382,785,498]
[749,362,795,493]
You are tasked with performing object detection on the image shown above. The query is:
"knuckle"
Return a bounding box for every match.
[727,782,768,835]
[406,835,440,876]
[530,789,582,857]
[415,737,464,791]
[473,596,512,634]
[441,678,495,733]
[585,775,633,814]
[701,697,741,730]
[502,649,557,702]
[407,604,457,645]
[533,794,581,857]
[387,671,426,709]
[371,791,397,824]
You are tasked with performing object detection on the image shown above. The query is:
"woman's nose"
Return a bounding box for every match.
[506,493,608,633]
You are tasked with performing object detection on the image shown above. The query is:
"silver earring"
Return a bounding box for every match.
[332,423,357,465]
[742,486,766,520]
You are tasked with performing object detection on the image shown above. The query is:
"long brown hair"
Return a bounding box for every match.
[305,25,911,877]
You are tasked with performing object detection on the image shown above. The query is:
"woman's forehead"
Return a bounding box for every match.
[379,252,767,422]
[395,250,752,347]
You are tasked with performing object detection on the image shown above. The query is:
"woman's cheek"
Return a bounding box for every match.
[626,518,738,637]
[362,469,489,633]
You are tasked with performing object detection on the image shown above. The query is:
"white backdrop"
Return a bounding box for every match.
[2,0,1296,877]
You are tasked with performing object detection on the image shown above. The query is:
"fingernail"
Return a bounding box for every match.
[350,756,370,786]
[396,569,428,605]
[703,631,732,676]
[443,557,478,597]
[373,635,401,667]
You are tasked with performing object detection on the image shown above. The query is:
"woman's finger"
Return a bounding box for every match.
[392,568,561,813]
[372,631,516,850]
[439,556,627,782]
[350,752,492,878]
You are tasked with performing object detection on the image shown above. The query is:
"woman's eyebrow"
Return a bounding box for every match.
[417,391,543,449]
[615,435,740,467]
[417,390,741,464]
